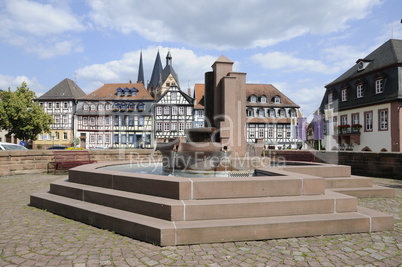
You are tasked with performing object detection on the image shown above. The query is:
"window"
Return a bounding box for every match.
[379,109,388,131]
[122,115,128,126]
[105,135,110,143]
[90,117,95,126]
[121,134,127,144]
[54,116,60,124]
[156,106,162,115]
[277,126,283,138]
[55,102,60,109]
[375,79,383,94]
[260,96,267,103]
[341,115,348,126]
[63,102,68,109]
[356,84,363,98]
[250,95,257,103]
[290,109,297,117]
[105,116,110,125]
[171,92,177,101]
[341,88,347,102]
[246,108,254,117]
[39,102,43,108]
[187,107,192,115]
[128,116,134,126]
[164,106,170,115]
[113,134,119,144]
[269,109,275,117]
[365,111,373,132]
[98,105,104,111]
[90,135,95,143]
[274,96,281,104]
[106,103,112,110]
[164,123,170,131]
[83,104,89,111]
[279,109,285,117]
[249,127,255,139]
[63,131,68,140]
[98,135,103,144]
[171,122,177,131]
[286,125,291,138]
[114,115,119,126]
[55,132,60,140]
[83,117,88,125]
[352,113,360,132]
[156,122,162,131]
[91,104,96,111]
[172,106,178,115]
[258,109,264,117]
[258,127,264,138]
[98,117,103,126]
[268,126,274,138]
[186,122,192,129]
[196,110,203,117]
[63,116,68,124]
[48,102,52,108]
[179,107,185,115]
[138,116,144,126]
[179,122,185,131]
[128,134,134,143]
[138,103,145,112]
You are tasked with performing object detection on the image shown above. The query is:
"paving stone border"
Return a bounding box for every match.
[0,174,401,266]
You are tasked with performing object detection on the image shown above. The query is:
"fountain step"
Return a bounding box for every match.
[29,191,394,246]
[48,179,358,221]
[330,185,395,198]
[69,166,325,199]
[277,164,351,178]
[325,176,373,188]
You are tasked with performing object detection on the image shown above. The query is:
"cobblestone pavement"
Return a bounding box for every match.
[0,174,401,267]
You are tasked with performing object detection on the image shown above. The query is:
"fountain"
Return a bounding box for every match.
[30,56,394,246]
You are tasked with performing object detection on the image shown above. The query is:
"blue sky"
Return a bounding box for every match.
[0,0,401,117]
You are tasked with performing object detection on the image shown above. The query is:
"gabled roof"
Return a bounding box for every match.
[161,51,180,86]
[37,78,86,100]
[326,39,402,87]
[156,85,193,104]
[79,83,153,101]
[246,84,300,108]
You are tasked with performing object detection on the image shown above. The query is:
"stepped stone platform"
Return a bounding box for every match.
[276,163,395,198]
[30,161,394,246]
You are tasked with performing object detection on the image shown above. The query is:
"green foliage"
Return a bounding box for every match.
[0,82,53,141]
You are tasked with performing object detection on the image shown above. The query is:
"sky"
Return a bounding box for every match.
[0,0,401,117]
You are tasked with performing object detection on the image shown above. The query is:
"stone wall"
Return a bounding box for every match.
[266,150,402,179]
[0,149,157,176]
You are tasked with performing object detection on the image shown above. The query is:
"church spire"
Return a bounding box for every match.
[137,51,145,84]
[148,50,163,95]
[166,50,172,66]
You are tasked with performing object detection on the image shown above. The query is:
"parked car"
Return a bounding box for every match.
[46,145,68,150]
[0,142,28,150]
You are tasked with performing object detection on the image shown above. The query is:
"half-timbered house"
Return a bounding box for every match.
[154,85,194,142]
[76,82,154,149]
[34,78,86,149]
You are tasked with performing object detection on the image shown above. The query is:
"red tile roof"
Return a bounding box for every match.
[79,83,153,101]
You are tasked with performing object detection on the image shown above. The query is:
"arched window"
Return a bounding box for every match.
[260,96,267,103]
[138,102,145,112]
[250,95,257,103]
[246,108,254,117]
[273,96,281,104]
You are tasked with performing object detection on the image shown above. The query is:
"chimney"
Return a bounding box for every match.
[188,88,191,96]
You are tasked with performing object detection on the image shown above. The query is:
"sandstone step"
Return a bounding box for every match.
[329,185,395,198]
[69,166,325,199]
[48,179,358,221]
[325,176,373,188]
[29,191,394,246]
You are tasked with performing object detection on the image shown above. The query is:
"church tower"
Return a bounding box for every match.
[137,51,145,85]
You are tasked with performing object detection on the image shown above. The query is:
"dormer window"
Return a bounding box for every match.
[138,102,145,112]
[375,78,384,94]
[341,88,348,102]
[246,108,254,117]
[260,96,267,103]
[272,96,281,104]
[116,87,123,97]
[357,60,371,72]
[250,95,257,103]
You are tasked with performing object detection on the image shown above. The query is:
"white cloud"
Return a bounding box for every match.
[88,0,381,49]
[0,74,46,95]
[76,46,217,92]
[0,0,85,58]
[250,52,334,74]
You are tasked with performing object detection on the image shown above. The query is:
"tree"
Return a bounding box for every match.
[0,82,53,142]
